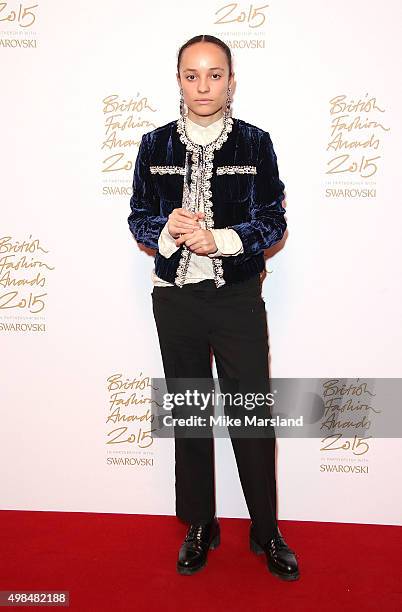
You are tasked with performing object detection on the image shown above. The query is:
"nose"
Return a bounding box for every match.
[197,77,210,93]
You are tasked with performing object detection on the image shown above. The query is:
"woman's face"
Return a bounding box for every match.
[177,42,234,122]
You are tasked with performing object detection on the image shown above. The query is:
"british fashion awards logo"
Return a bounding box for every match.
[212,2,269,49]
[105,372,157,468]
[318,378,379,476]
[0,2,39,48]
[325,93,390,199]
[101,93,158,197]
[0,234,55,332]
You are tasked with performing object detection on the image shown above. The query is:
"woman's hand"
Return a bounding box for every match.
[175,212,218,255]
[175,228,218,255]
[168,210,217,255]
[167,208,201,238]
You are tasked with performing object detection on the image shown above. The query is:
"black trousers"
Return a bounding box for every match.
[151,273,278,544]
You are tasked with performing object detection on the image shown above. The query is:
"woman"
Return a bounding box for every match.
[128,34,299,581]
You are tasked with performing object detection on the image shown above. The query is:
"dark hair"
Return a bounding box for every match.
[177,34,233,76]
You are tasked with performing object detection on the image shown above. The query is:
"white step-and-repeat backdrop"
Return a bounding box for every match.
[1,0,401,526]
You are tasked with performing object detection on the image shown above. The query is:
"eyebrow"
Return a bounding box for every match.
[182,67,224,72]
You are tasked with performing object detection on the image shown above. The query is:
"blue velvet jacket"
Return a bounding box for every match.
[127,115,287,288]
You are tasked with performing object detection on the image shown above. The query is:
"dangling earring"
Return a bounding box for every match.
[224,86,232,121]
[179,88,188,118]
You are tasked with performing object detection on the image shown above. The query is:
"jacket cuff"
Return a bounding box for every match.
[207,228,244,258]
[158,221,179,258]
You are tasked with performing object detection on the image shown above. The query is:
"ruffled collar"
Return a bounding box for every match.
[185,116,224,145]
[176,113,233,152]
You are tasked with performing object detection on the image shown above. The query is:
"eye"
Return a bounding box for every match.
[185,73,222,81]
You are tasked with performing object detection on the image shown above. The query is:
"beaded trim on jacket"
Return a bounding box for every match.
[150,165,185,175]
[216,165,257,175]
[175,114,234,288]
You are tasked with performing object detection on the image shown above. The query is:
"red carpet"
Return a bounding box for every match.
[0,511,401,611]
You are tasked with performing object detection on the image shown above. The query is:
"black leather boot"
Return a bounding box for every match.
[177,517,220,575]
[250,523,300,581]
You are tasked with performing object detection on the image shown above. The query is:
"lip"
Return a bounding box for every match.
[195,99,212,103]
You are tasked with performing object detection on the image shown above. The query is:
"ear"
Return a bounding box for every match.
[176,73,181,89]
